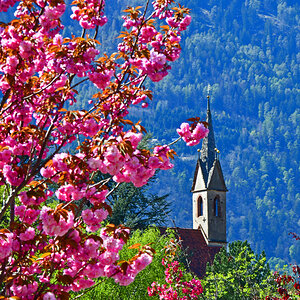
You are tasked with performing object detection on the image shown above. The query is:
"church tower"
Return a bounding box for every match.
[191,94,227,246]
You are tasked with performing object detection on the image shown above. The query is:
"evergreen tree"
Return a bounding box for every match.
[202,241,276,299]
[107,180,171,230]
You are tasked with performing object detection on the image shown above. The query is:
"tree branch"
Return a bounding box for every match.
[0,89,11,113]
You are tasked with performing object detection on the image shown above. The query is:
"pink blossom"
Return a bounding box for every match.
[80,117,102,136]
[46,74,67,93]
[43,292,56,300]
[101,230,125,253]
[148,259,203,298]
[124,132,143,149]
[153,145,174,170]
[19,40,33,59]
[52,153,69,171]
[86,189,108,205]
[152,0,173,19]
[40,166,56,178]
[72,277,94,292]
[140,26,157,43]
[131,253,152,274]
[71,1,107,30]
[83,47,100,62]
[112,271,135,286]
[3,55,19,75]
[0,231,13,260]
[100,145,125,175]
[166,17,179,28]
[82,208,108,232]
[179,15,192,31]
[44,3,66,19]
[122,17,141,29]
[3,164,23,186]
[0,0,18,12]
[177,122,209,146]
[165,46,181,62]
[0,149,12,164]
[53,34,63,45]
[82,262,105,278]
[98,251,119,265]
[69,229,81,243]
[82,238,101,258]
[19,191,47,206]
[15,206,40,224]
[88,69,114,90]
[40,207,74,236]
[19,227,35,241]
[55,184,84,202]
[132,94,146,105]
[130,50,169,82]
[87,157,102,170]
[0,76,10,91]
[10,281,38,299]
[150,50,166,66]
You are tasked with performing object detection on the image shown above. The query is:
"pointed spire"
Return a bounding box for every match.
[200,87,216,178]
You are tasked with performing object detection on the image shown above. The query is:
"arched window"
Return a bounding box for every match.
[214,196,221,217]
[197,196,203,217]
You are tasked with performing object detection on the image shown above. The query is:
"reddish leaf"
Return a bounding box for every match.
[128,243,141,249]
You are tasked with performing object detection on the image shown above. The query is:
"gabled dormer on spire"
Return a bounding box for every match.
[191,93,227,246]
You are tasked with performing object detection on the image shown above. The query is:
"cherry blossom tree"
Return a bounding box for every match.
[0,0,208,298]
[148,232,203,299]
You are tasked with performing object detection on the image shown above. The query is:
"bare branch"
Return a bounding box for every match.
[23,72,64,100]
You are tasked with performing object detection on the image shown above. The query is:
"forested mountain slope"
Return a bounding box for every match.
[133,0,300,267]
[2,0,299,266]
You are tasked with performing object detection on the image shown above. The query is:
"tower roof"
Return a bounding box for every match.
[200,94,216,181]
[191,94,227,192]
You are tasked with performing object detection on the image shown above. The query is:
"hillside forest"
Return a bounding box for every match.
[62,0,300,268]
[132,0,300,268]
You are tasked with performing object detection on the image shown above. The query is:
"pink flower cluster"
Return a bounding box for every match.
[166,15,192,31]
[152,0,173,19]
[148,260,203,299]
[62,228,153,291]
[0,0,18,12]
[113,252,153,286]
[0,231,13,261]
[119,2,190,84]
[19,191,51,206]
[85,132,174,187]
[130,47,170,82]
[113,145,174,187]
[140,26,158,43]
[39,4,66,34]
[10,281,38,299]
[55,184,85,202]
[71,0,107,29]
[19,227,35,241]
[177,122,209,146]
[0,0,191,296]
[15,206,40,225]
[82,208,109,232]
[88,69,114,90]
[5,228,152,296]
[40,207,74,236]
